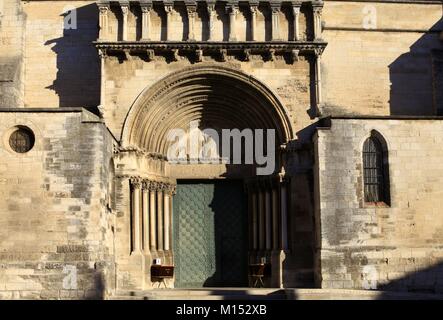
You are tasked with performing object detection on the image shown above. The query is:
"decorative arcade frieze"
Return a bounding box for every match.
[95,0,326,63]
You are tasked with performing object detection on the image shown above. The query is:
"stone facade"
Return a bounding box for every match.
[314,117,443,292]
[0,109,116,299]
[0,0,443,299]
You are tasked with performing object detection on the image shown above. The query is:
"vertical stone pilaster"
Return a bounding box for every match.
[186,2,197,41]
[270,2,281,41]
[271,187,279,250]
[142,186,150,253]
[98,49,107,111]
[163,191,170,251]
[149,183,157,251]
[258,187,265,250]
[292,2,301,41]
[120,2,129,41]
[280,181,288,250]
[226,3,239,41]
[207,2,216,41]
[251,191,258,251]
[250,3,258,41]
[157,186,164,251]
[130,178,142,253]
[98,2,110,40]
[140,1,153,41]
[314,48,322,108]
[265,189,272,251]
[164,3,174,41]
[312,2,323,41]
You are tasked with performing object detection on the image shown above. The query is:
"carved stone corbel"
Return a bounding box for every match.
[196,49,203,62]
[219,49,227,62]
[243,49,251,62]
[290,49,299,62]
[171,49,179,61]
[267,49,275,61]
[146,49,155,61]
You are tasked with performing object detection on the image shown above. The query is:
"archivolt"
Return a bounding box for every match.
[122,65,294,155]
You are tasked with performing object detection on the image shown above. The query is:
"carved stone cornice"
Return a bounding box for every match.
[94,41,327,62]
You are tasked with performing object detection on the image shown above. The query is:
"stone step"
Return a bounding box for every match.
[111,288,288,300]
[109,288,443,300]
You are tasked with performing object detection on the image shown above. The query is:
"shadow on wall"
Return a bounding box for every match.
[377,260,443,299]
[389,18,443,115]
[45,4,100,108]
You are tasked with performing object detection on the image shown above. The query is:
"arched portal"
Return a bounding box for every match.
[122,64,293,155]
[117,65,294,289]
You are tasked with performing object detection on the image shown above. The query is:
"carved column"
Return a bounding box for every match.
[265,188,272,251]
[251,190,258,250]
[141,2,153,41]
[165,3,174,41]
[270,3,281,41]
[157,183,164,251]
[258,186,265,250]
[271,187,279,250]
[186,2,197,41]
[314,48,322,107]
[149,182,157,251]
[207,2,216,41]
[120,2,129,41]
[292,2,301,41]
[226,3,239,41]
[312,2,323,41]
[250,3,258,41]
[280,179,288,250]
[142,184,150,252]
[163,184,173,251]
[98,49,107,112]
[98,2,110,40]
[130,178,142,253]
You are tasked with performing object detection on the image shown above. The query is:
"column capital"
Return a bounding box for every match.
[164,2,174,13]
[291,2,301,13]
[185,0,197,10]
[140,1,153,11]
[98,2,110,13]
[130,176,142,188]
[120,1,130,13]
[226,2,239,14]
[207,1,216,12]
[312,1,324,12]
[270,2,281,13]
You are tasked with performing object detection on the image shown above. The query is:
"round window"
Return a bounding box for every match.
[9,127,35,153]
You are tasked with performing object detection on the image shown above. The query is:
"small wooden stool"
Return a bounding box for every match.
[151,265,174,288]
[248,264,266,288]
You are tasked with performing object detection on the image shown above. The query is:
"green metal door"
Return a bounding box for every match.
[173,180,248,288]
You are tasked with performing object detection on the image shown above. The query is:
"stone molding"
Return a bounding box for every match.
[95,41,327,63]
[121,64,295,155]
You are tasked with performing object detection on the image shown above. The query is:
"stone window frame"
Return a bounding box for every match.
[361,130,391,207]
[2,124,39,156]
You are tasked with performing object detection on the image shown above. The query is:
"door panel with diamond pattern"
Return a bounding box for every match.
[173,180,248,288]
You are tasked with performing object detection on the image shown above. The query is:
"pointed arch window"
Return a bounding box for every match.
[363,131,390,205]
